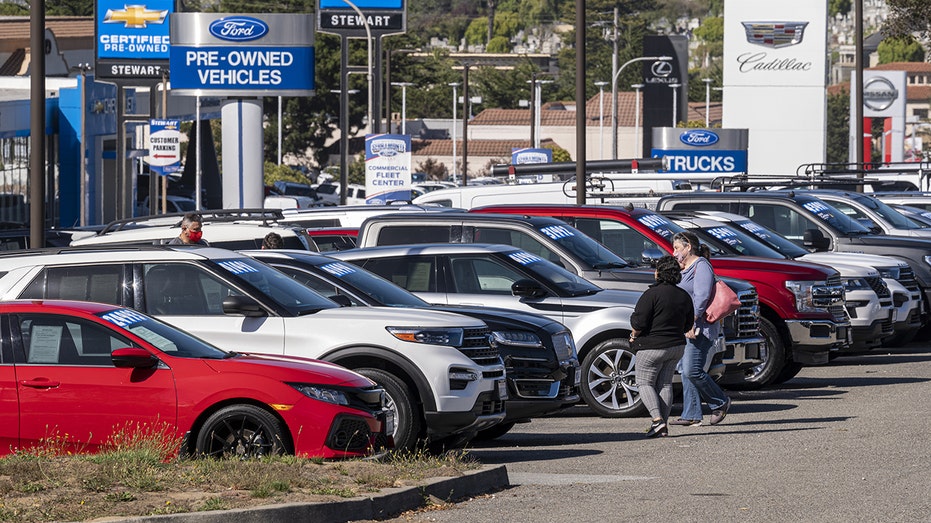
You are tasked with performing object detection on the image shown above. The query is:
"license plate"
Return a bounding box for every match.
[496,379,509,401]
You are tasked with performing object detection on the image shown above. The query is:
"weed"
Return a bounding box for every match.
[199,497,229,512]
[105,491,136,502]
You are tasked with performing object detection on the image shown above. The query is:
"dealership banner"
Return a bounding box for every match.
[723,0,827,174]
[95,0,173,82]
[365,134,412,204]
[652,128,749,174]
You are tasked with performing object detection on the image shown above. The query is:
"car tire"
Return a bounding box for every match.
[357,368,423,452]
[195,405,290,458]
[579,338,645,418]
[771,360,804,384]
[474,422,516,441]
[734,317,786,390]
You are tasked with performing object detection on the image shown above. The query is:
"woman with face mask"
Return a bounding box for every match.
[669,231,731,427]
[169,212,209,246]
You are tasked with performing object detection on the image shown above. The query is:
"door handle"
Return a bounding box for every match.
[20,378,61,389]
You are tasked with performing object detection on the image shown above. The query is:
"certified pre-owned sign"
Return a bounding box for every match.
[170,13,315,96]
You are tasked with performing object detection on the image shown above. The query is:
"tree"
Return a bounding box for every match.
[884,0,931,41]
[877,36,926,63]
[829,0,852,17]
[826,89,850,164]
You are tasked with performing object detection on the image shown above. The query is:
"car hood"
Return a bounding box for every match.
[202,353,375,387]
[427,304,566,333]
[564,288,640,309]
[709,256,837,279]
[800,252,908,270]
[306,306,487,328]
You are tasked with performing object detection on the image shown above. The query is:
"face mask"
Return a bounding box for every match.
[187,231,203,243]
[674,250,688,264]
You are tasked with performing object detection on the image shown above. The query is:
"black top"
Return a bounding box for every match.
[629,281,694,351]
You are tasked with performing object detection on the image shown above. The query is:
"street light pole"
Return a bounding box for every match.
[611,55,672,159]
[632,83,644,158]
[391,82,414,134]
[669,83,681,128]
[449,82,459,180]
[339,0,373,130]
[702,78,712,128]
[595,81,608,160]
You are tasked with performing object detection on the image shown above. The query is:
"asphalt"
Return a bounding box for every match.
[91,465,509,523]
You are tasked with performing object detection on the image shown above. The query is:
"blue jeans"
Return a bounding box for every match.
[680,334,728,421]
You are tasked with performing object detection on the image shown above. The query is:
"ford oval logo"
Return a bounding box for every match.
[679,130,719,147]
[209,17,268,42]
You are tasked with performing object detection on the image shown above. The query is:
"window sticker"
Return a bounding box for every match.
[28,325,63,363]
[637,214,675,238]
[218,260,259,274]
[803,201,830,213]
[101,309,149,329]
[509,251,543,265]
[740,221,774,240]
[129,326,178,352]
[706,226,739,246]
[539,225,575,240]
[320,262,357,277]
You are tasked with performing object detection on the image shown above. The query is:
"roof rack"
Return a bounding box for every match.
[96,209,286,235]
[0,245,174,259]
[797,161,931,176]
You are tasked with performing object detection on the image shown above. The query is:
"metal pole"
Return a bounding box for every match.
[401,84,407,134]
[703,78,712,128]
[595,81,607,159]
[855,0,864,178]
[340,36,350,205]
[462,64,470,185]
[30,0,45,246]
[277,96,282,165]
[529,72,537,147]
[161,72,168,215]
[195,96,202,211]
[339,0,373,133]
[610,6,618,161]
[79,66,88,225]
[575,0,585,204]
[632,83,643,157]
[449,82,458,180]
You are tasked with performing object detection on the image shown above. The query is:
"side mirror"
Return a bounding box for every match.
[222,295,267,317]
[802,229,830,252]
[111,347,159,369]
[329,294,353,307]
[640,248,665,266]
[512,278,548,299]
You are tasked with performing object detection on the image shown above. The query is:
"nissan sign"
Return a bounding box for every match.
[862,76,899,112]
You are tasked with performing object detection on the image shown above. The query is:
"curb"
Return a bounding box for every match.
[95,465,510,523]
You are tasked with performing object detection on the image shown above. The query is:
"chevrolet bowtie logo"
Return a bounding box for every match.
[104,5,168,28]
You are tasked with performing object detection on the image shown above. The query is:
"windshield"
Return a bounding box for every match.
[211,258,339,315]
[695,224,787,258]
[796,196,872,234]
[313,259,429,307]
[98,308,229,359]
[730,219,810,258]
[536,223,629,269]
[503,250,602,296]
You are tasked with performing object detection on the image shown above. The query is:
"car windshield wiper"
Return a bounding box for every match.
[592,262,628,269]
[296,307,326,316]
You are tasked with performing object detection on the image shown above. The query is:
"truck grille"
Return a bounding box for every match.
[813,274,845,309]
[866,276,891,300]
[897,267,921,298]
[458,327,501,366]
[722,287,760,340]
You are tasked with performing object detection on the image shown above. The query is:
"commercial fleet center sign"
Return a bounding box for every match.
[169,13,315,96]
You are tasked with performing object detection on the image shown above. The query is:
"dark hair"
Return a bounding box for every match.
[262,232,284,249]
[180,212,203,228]
[655,255,682,284]
[671,231,711,259]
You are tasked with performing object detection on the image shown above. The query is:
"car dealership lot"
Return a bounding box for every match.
[374,344,931,522]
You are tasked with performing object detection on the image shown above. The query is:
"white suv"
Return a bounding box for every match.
[0,247,506,450]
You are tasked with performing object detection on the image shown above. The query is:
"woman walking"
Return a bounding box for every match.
[631,255,694,437]
[670,231,732,427]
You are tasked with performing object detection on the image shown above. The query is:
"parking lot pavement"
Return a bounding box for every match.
[370,345,931,522]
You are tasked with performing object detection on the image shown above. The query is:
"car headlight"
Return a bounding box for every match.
[924,255,931,268]
[491,330,543,348]
[877,266,900,279]
[386,327,464,346]
[786,280,841,312]
[289,384,349,406]
[843,278,869,291]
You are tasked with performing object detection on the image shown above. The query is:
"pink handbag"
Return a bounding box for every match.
[704,280,741,323]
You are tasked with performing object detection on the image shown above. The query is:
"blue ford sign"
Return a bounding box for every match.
[208,17,268,41]
[679,129,719,147]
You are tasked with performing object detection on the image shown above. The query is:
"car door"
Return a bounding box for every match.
[139,263,286,355]
[11,313,176,453]
[0,315,19,452]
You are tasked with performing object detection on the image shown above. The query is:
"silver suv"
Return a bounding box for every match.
[0,247,507,451]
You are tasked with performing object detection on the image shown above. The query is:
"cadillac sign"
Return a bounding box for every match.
[741,22,808,48]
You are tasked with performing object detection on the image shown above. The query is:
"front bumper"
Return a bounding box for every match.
[424,386,508,439]
[502,357,581,422]
[786,318,850,363]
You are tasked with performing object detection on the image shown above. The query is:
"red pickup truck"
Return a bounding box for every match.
[472,204,850,388]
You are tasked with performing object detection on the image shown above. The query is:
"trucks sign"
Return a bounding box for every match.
[169,13,315,96]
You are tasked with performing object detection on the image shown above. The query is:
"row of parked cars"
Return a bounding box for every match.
[8,185,931,460]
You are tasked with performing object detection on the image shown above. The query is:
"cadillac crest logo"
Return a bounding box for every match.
[741,22,808,48]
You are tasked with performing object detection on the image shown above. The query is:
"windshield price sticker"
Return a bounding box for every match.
[509,252,543,266]
[539,225,575,240]
[637,215,675,238]
[320,262,357,277]
[102,308,149,328]
[707,226,740,246]
[219,260,260,274]
[802,201,837,222]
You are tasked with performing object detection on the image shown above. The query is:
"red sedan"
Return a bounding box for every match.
[0,300,389,459]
